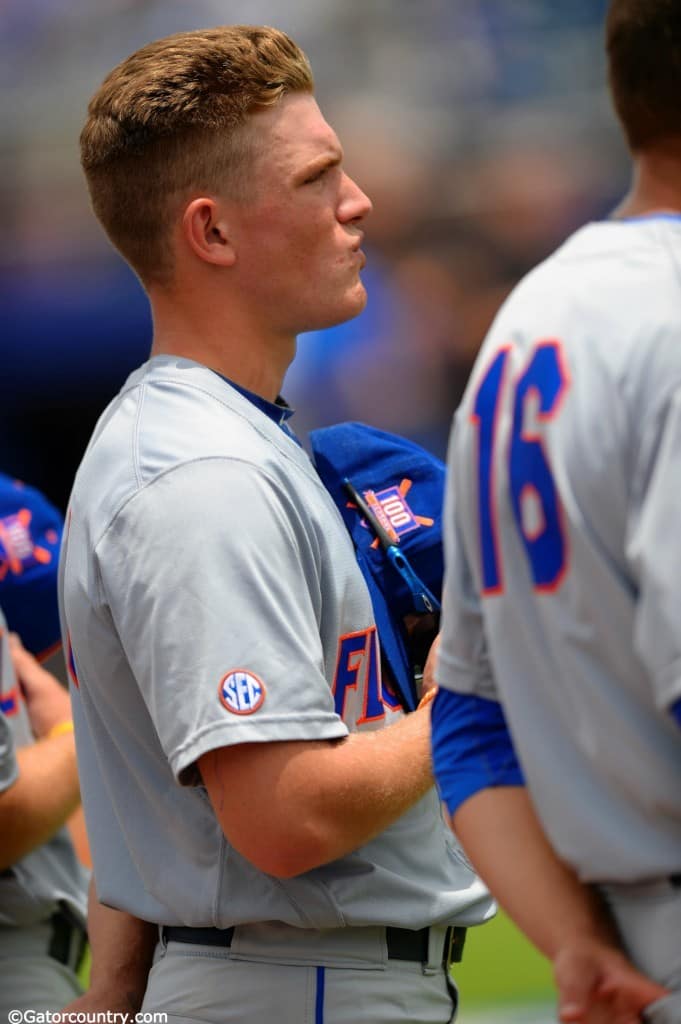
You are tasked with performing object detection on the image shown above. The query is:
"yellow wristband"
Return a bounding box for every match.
[46,720,74,739]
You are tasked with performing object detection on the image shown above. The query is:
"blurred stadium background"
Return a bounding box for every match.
[2,2,627,1019]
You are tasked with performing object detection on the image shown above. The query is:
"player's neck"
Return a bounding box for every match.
[611,144,681,220]
[147,290,295,403]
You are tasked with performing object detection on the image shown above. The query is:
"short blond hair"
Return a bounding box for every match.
[81,26,314,285]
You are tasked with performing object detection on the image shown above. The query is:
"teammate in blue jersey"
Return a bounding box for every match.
[61,26,495,1024]
[432,2,681,1022]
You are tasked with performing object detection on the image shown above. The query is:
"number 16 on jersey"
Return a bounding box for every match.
[471,339,571,596]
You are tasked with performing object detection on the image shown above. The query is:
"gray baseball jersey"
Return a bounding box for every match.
[0,686,19,793]
[0,606,88,927]
[60,355,492,932]
[438,216,681,884]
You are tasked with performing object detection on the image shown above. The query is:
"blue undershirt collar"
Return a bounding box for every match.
[620,212,681,223]
[214,372,295,427]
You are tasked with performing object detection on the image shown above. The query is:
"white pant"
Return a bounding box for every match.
[0,921,83,1014]
[598,877,681,1024]
[142,927,459,1024]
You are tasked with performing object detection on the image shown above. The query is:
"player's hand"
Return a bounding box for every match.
[8,633,72,739]
[416,634,439,710]
[554,939,671,1024]
[60,985,146,1022]
[420,632,440,698]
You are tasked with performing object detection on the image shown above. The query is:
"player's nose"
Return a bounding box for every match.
[338,172,372,224]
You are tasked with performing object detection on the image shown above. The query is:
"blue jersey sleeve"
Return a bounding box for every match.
[671,697,681,730]
[431,687,525,816]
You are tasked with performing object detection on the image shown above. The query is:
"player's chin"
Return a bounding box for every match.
[328,282,368,326]
[299,281,368,333]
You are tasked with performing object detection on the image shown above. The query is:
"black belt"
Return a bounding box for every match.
[671,873,681,888]
[163,924,466,965]
[48,910,88,970]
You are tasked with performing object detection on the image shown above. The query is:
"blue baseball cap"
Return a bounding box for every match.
[310,422,446,712]
[0,474,64,659]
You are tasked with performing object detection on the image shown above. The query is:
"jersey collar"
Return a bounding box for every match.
[620,211,681,223]
[214,372,295,427]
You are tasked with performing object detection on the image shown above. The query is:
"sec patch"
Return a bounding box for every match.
[218,669,266,715]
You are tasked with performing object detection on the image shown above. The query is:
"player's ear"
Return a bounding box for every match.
[182,197,237,268]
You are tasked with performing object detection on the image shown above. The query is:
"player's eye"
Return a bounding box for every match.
[303,166,327,185]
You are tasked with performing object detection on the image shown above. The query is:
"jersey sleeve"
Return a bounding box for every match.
[437,412,497,700]
[96,458,348,782]
[0,710,18,793]
[0,614,20,792]
[627,387,681,712]
[431,689,524,816]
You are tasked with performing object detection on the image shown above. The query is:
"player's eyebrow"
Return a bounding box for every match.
[298,149,343,182]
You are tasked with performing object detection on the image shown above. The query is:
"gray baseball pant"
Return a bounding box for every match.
[598,876,681,1024]
[141,922,459,1024]
[0,920,83,1015]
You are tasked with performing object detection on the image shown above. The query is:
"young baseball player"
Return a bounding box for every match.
[431,1,681,1022]
[60,27,495,1023]
[0,476,90,1012]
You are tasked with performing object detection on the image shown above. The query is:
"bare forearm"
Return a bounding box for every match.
[451,788,672,1022]
[200,705,434,877]
[0,735,81,869]
[451,787,616,958]
[283,707,434,855]
[62,879,157,1018]
[86,880,157,1008]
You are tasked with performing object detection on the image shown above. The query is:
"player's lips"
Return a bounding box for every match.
[349,235,366,267]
